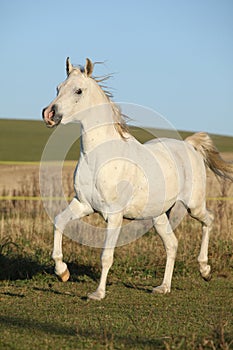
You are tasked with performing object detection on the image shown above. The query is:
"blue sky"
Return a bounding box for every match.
[0,0,233,135]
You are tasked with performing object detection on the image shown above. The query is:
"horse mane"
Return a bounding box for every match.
[72,63,129,139]
[92,72,129,139]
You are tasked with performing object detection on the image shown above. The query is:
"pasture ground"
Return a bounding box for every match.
[0,160,233,349]
[0,274,232,349]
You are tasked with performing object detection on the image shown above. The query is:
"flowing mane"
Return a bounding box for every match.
[92,73,129,139]
[108,99,129,139]
[71,63,129,139]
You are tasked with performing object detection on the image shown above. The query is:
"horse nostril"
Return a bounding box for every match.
[42,107,47,120]
[51,104,57,113]
[50,105,58,121]
[47,108,54,121]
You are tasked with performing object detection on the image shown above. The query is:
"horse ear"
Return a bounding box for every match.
[66,57,73,76]
[85,58,94,77]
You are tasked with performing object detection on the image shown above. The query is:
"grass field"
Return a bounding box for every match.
[0,119,233,349]
[0,119,233,161]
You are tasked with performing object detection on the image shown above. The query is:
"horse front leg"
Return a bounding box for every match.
[88,213,123,300]
[52,227,70,282]
[52,197,93,281]
[152,213,178,294]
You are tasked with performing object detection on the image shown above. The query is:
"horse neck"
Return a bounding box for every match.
[80,101,123,154]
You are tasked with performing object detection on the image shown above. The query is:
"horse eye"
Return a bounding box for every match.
[75,88,82,95]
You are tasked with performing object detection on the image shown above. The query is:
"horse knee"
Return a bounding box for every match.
[166,237,178,258]
[205,210,214,227]
[172,237,178,251]
[101,250,114,269]
[54,205,76,231]
[189,207,214,228]
[54,211,68,231]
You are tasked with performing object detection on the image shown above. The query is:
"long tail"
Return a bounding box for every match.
[185,132,233,181]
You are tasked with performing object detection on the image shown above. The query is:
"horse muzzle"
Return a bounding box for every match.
[42,104,63,128]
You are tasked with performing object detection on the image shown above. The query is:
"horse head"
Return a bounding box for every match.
[42,57,100,127]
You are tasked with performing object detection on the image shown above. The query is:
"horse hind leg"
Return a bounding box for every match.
[188,206,214,281]
[198,210,214,281]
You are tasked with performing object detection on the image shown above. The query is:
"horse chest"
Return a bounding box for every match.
[73,156,107,212]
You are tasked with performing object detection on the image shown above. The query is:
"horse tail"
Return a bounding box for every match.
[185,132,233,181]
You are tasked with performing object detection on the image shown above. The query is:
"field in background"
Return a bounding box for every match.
[0,119,233,161]
[0,119,233,349]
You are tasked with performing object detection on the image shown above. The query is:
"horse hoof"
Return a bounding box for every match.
[202,273,212,282]
[87,290,105,301]
[58,268,70,282]
[201,265,211,282]
[152,284,170,294]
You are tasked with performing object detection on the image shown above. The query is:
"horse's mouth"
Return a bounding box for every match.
[43,107,62,128]
[45,117,62,128]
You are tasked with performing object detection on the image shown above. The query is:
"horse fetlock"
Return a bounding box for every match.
[88,289,105,301]
[54,262,69,280]
[52,252,63,261]
[152,284,170,294]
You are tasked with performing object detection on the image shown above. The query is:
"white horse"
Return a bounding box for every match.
[42,57,233,300]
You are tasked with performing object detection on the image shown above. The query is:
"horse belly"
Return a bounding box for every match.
[97,155,179,220]
[123,174,179,219]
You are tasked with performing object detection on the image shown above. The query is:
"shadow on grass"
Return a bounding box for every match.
[0,254,51,281]
[1,303,232,350]
[68,261,99,282]
[0,314,166,349]
[0,315,76,336]
[122,282,153,294]
[0,253,98,283]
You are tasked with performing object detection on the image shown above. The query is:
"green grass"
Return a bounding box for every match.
[0,119,233,161]
[1,278,233,350]
[0,119,52,162]
[0,249,233,350]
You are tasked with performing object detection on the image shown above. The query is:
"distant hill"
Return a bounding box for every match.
[0,119,232,161]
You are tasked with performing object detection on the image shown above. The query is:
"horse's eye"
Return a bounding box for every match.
[75,89,82,95]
